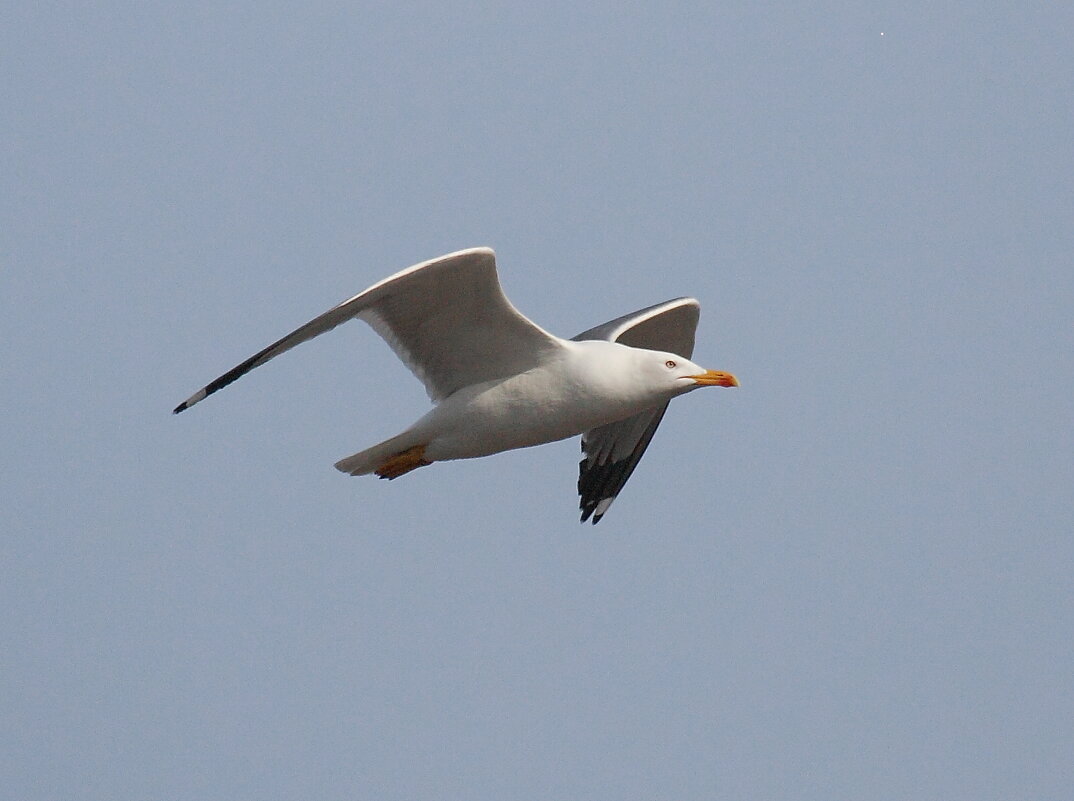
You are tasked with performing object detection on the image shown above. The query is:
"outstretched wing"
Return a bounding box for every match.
[174,247,563,413]
[572,297,701,523]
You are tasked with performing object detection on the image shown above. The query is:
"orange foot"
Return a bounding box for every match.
[375,444,431,480]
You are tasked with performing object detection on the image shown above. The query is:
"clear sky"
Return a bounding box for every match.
[4,2,1072,799]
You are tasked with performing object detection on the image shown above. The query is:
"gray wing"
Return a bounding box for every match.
[572,298,700,523]
[174,247,563,413]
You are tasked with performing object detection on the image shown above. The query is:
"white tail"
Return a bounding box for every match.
[334,431,420,476]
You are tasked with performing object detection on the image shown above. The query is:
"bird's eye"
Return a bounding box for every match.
[665,360,676,368]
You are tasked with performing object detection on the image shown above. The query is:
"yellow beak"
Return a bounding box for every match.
[688,370,739,387]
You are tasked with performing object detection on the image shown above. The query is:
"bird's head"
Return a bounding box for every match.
[640,349,740,396]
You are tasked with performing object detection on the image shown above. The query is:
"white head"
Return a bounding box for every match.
[569,340,738,407]
[631,347,740,398]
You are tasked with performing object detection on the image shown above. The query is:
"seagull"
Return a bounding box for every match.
[174,247,738,523]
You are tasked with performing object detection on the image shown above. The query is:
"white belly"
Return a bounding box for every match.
[416,361,660,462]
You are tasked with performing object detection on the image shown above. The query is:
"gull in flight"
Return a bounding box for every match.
[174,247,738,523]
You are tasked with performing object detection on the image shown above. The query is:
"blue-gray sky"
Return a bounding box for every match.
[4,2,1072,799]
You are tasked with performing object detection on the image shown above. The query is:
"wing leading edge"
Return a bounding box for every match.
[572,298,701,523]
[174,247,561,413]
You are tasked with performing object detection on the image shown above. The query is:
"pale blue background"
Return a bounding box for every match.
[4,2,1072,799]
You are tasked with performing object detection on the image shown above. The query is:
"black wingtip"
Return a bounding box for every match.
[172,402,187,414]
[578,508,604,524]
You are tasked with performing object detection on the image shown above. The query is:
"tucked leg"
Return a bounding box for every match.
[375,444,431,479]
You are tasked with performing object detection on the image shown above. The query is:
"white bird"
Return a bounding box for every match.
[174,247,738,523]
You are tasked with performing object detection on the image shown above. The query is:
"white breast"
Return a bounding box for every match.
[416,342,667,462]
